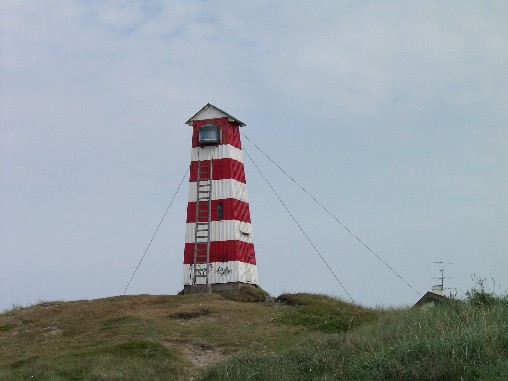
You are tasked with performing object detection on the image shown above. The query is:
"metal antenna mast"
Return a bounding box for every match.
[432,261,455,296]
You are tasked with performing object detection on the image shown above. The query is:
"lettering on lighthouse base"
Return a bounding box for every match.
[183,261,259,286]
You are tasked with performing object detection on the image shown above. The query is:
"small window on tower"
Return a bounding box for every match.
[199,124,221,145]
[217,202,224,220]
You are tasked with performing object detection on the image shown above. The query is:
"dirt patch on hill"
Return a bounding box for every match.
[168,308,212,320]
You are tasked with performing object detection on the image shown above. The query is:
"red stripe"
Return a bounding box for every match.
[184,241,256,264]
[189,158,246,183]
[186,199,252,223]
[191,118,242,149]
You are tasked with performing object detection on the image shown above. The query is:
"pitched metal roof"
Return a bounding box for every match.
[185,103,246,127]
[412,291,449,308]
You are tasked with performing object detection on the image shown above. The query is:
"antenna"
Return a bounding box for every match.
[431,261,454,296]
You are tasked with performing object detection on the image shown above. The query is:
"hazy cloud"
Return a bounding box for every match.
[1,1,507,310]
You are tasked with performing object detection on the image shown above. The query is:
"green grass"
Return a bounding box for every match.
[0,293,371,380]
[199,297,508,381]
[229,285,270,303]
[275,293,377,333]
[3,290,507,380]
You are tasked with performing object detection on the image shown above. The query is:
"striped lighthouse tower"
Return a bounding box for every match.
[183,104,258,293]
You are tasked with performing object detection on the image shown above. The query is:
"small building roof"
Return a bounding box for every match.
[412,291,448,308]
[185,103,246,127]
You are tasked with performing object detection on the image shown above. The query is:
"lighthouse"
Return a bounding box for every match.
[183,104,259,294]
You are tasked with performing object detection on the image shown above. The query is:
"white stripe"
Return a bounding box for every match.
[185,220,253,244]
[190,145,244,163]
[188,179,249,203]
[183,261,259,285]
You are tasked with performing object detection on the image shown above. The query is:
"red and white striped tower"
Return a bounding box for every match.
[183,104,258,293]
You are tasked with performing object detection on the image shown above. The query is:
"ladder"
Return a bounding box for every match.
[192,155,213,285]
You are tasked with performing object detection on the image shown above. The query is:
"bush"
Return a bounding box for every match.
[465,276,505,308]
[220,285,269,303]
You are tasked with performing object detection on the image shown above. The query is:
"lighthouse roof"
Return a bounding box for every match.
[185,103,246,127]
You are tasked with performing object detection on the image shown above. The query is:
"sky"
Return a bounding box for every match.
[1,1,507,311]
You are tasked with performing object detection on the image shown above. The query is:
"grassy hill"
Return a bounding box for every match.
[1,289,507,381]
[0,290,374,381]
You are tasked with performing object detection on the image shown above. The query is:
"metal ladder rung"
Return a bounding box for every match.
[193,154,213,285]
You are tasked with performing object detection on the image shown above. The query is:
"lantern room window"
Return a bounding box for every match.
[199,124,221,145]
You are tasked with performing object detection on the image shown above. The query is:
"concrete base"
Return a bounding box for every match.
[183,282,256,296]
[183,284,212,294]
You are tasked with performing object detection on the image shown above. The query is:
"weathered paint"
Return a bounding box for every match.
[186,199,252,223]
[183,261,258,285]
[185,221,254,244]
[183,104,258,286]
[190,144,244,162]
[189,158,246,183]
[191,118,242,149]
[187,179,249,203]
[183,241,256,264]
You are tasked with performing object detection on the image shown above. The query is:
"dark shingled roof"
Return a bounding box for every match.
[412,291,448,308]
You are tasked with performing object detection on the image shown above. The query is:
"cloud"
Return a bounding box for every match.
[1,1,507,309]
